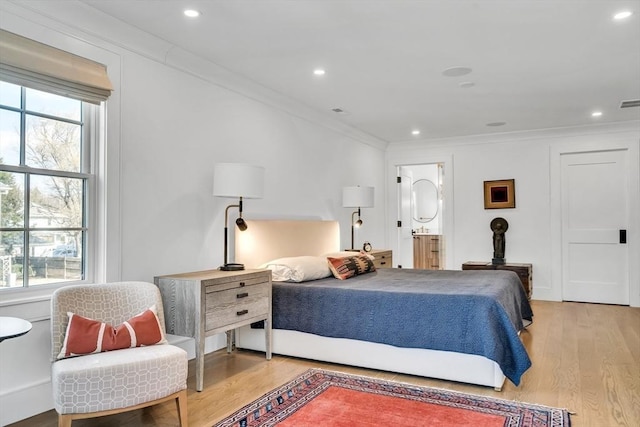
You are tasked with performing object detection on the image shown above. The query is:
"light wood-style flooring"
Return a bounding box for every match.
[9,301,640,427]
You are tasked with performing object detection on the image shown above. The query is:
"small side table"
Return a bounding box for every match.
[154,269,272,392]
[0,316,32,342]
[369,249,393,269]
[462,261,532,299]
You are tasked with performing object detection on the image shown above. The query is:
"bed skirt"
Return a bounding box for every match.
[235,325,507,390]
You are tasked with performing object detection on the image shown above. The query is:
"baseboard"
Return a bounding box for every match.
[0,379,52,426]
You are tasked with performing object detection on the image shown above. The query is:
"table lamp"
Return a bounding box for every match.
[342,186,374,251]
[213,163,264,270]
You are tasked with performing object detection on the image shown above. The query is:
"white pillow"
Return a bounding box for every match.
[261,256,331,282]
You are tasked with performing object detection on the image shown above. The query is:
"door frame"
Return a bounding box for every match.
[397,166,414,268]
[550,134,640,306]
[386,153,454,270]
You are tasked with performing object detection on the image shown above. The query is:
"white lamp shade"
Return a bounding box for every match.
[342,186,374,208]
[213,163,265,199]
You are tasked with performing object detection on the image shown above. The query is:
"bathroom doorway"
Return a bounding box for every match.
[397,163,445,269]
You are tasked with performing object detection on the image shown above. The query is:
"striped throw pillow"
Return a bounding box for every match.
[57,305,167,359]
[327,255,376,280]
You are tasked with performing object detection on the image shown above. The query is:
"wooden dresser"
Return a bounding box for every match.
[461,261,532,299]
[369,249,393,269]
[413,234,442,269]
[154,269,272,391]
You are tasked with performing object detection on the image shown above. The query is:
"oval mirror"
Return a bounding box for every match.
[412,179,439,223]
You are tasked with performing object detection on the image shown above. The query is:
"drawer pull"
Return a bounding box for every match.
[236,309,249,316]
[239,282,246,287]
[380,261,386,265]
[237,292,249,299]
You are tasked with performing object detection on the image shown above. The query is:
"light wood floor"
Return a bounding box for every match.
[9,300,640,427]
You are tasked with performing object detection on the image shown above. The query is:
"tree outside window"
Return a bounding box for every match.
[0,81,90,288]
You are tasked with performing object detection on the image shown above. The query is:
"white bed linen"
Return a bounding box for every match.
[236,327,506,390]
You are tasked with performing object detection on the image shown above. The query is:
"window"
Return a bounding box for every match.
[0,80,95,288]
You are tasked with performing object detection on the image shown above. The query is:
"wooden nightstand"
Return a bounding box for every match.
[154,269,272,391]
[462,261,532,299]
[369,249,393,269]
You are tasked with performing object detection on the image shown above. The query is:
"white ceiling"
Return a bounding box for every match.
[80,0,640,143]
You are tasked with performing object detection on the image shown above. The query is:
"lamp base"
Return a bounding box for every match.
[220,263,245,271]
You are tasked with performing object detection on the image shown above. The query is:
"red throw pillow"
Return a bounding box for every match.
[57,305,167,359]
[327,255,376,280]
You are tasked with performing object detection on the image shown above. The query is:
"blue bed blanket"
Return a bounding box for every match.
[268,268,533,385]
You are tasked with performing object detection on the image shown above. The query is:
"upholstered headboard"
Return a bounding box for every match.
[235,220,340,268]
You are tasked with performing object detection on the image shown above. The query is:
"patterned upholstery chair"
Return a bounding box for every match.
[50,282,188,427]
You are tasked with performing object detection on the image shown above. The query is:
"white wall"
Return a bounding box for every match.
[1,2,638,425]
[0,3,386,425]
[387,122,640,303]
[117,51,386,281]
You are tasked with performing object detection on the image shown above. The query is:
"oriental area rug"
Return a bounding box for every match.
[213,369,571,427]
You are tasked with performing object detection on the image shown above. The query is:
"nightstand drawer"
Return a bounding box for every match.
[370,249,393,269]
[205,282,270,330]
[205,296,269,331]
[203,275,268,292]
[205,281,269,310]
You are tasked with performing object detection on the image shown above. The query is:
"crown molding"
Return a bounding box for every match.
[387,120,640,152]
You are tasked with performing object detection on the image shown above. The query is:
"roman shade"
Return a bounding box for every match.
[0,29,113,104]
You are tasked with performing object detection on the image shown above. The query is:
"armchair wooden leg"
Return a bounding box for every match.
[58,414,72,427]
[55,390,187,427]
[176,389,188,427]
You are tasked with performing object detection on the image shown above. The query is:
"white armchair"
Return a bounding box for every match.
[51,281,188,427]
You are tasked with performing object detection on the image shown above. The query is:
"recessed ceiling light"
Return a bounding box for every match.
[459,81,475,88]
[486,122,506,127]
[184,9,200,18]
[313,69,326,76]
[412,130,421,135]
[442,66,472,77]
[591,111,603,117]
[613,11,633,20]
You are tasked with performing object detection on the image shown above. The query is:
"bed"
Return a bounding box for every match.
[234,220,533,390]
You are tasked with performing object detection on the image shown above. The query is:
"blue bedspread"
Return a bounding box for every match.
[269,268,533,385]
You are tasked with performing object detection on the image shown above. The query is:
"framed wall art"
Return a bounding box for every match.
[484,179,515,209]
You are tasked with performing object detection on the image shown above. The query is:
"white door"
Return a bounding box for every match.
[397,167,413,268]
[561,149,629,304]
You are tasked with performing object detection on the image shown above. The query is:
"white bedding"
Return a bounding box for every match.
[236,327,506,389]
